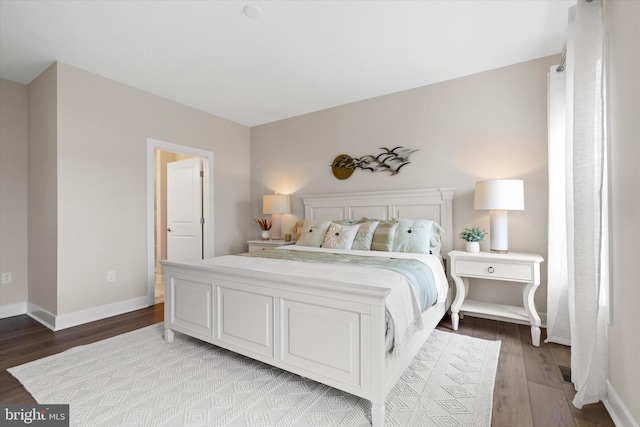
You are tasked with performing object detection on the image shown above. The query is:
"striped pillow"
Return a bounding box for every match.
[370,221,398,252]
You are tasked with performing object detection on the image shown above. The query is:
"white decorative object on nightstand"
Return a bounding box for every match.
[247,240,294,252]
[448,250,544,346]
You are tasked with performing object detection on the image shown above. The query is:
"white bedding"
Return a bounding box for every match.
[200,246,448,355]
[278,245,449,303]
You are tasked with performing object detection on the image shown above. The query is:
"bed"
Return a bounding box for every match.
[161,188,454,426]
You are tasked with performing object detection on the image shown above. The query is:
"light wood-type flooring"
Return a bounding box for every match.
[1,304,614,426]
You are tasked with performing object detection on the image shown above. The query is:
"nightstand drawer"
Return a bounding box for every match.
[455,260,533,281]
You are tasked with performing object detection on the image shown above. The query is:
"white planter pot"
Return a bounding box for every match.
[465,241,480,253]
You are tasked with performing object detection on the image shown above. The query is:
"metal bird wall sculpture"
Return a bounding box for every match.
[331,146,419,179]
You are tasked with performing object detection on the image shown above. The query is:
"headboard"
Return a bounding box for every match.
[302,188,455,259]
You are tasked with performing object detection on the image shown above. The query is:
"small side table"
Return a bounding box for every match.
[448,250,544,346]
[247,240,295,252]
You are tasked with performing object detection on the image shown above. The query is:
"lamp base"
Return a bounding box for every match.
[271,213,282,240]
[489,210,509,254]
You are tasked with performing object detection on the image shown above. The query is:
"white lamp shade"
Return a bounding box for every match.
[474,180,524,211]
[263,194,291,214]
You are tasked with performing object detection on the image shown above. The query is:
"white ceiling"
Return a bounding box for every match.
[0,1,573,127]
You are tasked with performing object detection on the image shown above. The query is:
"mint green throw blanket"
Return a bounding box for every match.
[240,249,438,311]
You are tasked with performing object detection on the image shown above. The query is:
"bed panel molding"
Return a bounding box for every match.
[280,298,362,387]
[216,285,274,358]
[169,277,213,338]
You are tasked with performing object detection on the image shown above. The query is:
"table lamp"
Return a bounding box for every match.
[263,194,290,240]
[474,179,524,253]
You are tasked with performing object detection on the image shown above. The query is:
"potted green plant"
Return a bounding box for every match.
[459,227,487,253]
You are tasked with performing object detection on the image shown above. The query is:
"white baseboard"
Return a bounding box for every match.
[0,302,27,319]
[55,296,152,330]
[27,303,56,330]
[605,380,639,427]
[26,296,154,331]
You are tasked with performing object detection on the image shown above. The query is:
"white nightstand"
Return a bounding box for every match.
[247,240,295,252]
[448,250,544,346]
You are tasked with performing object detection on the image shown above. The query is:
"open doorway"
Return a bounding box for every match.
[146,139,214,306]
[154,151,203,303]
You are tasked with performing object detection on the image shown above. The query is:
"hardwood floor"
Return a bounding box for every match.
[436,316,615,427]
[1,305,614,426]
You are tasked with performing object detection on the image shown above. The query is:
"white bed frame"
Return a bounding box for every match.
[162,188,454,426]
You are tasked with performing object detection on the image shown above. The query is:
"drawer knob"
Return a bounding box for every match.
[487,266,495,273]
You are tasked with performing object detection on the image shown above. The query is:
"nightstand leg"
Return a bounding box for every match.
[523,282,541,347]
[450,276,467,331]
[530,326,541,347]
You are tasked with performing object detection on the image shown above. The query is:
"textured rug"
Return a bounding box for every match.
[8,324,500,427]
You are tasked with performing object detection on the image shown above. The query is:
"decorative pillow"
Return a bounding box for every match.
[321,223,361,249]
[295,220,332,247]
[292,220,305,241]
[370,220,399,252]
[430,239,443,257]
[351,220,379,251]
[392,219,444,253]
[392,219,433,253]
[430,222,444,248]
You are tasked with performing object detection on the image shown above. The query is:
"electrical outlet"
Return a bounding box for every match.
[1,272,11,284]
[107,271,116,283]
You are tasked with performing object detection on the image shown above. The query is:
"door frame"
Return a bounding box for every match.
[146,138,214,306]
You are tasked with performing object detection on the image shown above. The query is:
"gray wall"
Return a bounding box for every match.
[0,79,29,314]
[28,65,59,315]
[605,0,640,423]
[2,62,251,320]
[54,62,251,315]
[250,55,557,314]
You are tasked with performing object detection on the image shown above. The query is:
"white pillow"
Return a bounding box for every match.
[322,223,361,249]
[392,219,440,253]
[295,220,332,247]
[428,222,444,255]
[351,220,379,251]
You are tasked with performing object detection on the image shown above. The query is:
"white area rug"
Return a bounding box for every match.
[8,324,500,427]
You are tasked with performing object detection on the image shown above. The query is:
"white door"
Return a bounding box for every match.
[167,157,203,261]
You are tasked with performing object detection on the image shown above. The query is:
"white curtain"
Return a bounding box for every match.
[546,64,571,345]
[547,0,608,408]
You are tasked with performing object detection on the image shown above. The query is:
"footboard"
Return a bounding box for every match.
[161,260,390,424]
